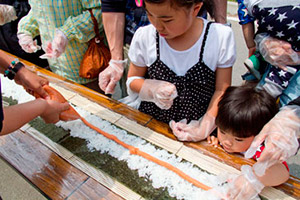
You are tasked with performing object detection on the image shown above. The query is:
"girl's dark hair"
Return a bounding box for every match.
[143,0,214,18]
[215,83,278,138]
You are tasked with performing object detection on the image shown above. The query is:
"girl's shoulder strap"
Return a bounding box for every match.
[199,21,213,61]
[155,31,160,59]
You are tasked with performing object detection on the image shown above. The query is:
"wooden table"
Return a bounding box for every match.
[1,50,299,199]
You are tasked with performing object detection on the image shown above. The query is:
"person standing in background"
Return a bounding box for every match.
[17,0,106,93]
[0,1,48,69]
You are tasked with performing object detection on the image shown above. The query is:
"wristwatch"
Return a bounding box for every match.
[4,60,24,80]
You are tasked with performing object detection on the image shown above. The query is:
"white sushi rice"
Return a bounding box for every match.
[1,75,227,200]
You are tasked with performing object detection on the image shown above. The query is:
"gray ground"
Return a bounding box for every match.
[0,2,299,199]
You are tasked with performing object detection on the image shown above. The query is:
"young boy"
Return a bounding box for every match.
[207,84,290,199]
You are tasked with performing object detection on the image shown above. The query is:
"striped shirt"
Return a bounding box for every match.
[18,0,104,84]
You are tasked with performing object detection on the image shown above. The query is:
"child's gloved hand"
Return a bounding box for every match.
[99,59,127,94]
[41,29,68,59]
[258,35,300,71]
[221,165,264,200]
[245,105,300,176]
[17,33,41,53]
[139,79,177,109]
[169,113,216,142]
[0,4,17,25]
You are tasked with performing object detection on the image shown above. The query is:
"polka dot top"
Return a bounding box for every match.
[139,22,216,123]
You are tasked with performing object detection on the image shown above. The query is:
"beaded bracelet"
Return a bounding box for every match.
[4,58,24,80]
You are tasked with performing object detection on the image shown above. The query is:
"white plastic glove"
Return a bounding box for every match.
[245,105,300,177]
[17,33,41,53]
[99,59,127,94]
[169,113,216,142]
[40,29,68,59]
[0,4,17,25]
[257,34,300,71]
[139,79,177,110]
[221,165,264,200]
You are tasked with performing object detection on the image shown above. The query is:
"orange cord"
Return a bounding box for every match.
[42,85,211,191]
[80,117,211,191]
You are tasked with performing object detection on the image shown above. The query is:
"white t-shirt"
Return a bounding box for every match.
[128,18,236,76]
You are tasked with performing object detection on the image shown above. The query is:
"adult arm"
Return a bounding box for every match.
[98,0,127,94]
[98,12,126,94]
[0,50,49,98]
[245,104,300,176]
[221,163,289,200]
[101,0,126,58]
[17,9,40,38]
[257,35,300,71]
[102,12,125,60]
[212,0,227,24]
[242,22,256,57]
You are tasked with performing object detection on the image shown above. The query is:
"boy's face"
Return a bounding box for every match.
[217,128,254,153]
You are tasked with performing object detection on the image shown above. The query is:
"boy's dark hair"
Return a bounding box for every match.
[143,0,214,18]
[215,83,278,138]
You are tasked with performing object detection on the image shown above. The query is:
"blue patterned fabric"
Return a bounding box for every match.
[253,4,300,52]
[236,0,255,25]
[124,0,149,44]
[279,70,300,106]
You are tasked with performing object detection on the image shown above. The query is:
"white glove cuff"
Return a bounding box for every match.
[241,165,265,193]
[56,29,68,41]
[126,76,144,96]
[109,59,128,73]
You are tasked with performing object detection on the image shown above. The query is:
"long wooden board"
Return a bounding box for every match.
[0,130,124,200]
[1,50,300,199]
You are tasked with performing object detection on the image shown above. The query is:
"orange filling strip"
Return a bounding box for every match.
[41,85,211,191]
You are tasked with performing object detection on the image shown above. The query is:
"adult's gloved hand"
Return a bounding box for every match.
[258,35,300,71]
[17,33,41,53]
[170,113,216,142]
[99,59,127,94]
[0,4,17,25]
[139,79,177,110]
[245,105,300,176]
[221,165,264,200]
[40,29,68,59]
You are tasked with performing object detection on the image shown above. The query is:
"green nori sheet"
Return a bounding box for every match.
[2,95,266,200]
[2,96,175,199]
[60,136,175,200]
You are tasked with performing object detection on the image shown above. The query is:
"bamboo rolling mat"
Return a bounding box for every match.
[1,50,299,199]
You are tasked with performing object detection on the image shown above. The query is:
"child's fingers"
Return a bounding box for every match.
[207,136,212,144]
[207,136,218,147]
[211,137,219,147]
